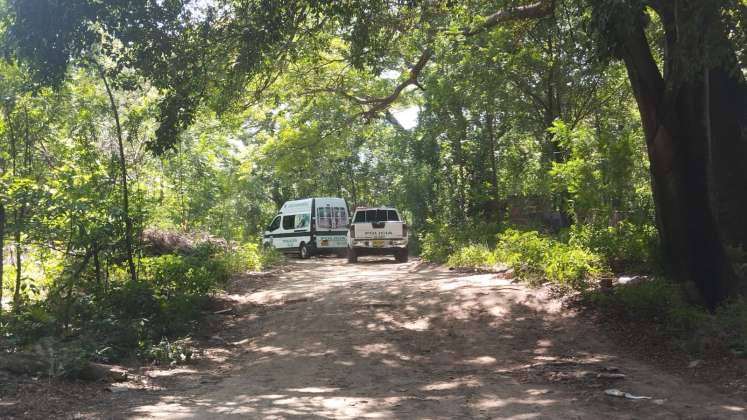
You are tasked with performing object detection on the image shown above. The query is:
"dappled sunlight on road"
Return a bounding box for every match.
[107,258,747,419]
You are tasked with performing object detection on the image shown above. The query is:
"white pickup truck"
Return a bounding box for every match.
[347,207,409,263]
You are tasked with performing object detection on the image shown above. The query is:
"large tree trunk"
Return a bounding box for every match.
[707,66,747,249]
[620,15,740,309]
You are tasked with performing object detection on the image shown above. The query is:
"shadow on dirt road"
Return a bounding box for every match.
[91,257,746,419]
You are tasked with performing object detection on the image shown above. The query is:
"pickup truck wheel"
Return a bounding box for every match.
[347,248,358,263]
[299,243,310,259]
[395,249,408,263]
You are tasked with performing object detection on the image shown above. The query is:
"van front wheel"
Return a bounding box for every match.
[299,243,310,259]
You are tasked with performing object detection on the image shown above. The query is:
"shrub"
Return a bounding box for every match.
[543,243,604,290]
[419,220,502,263]
[141,254,220,299]
[419,222,462,263]
[446,244,496,268]
[142,338,194,366]
[467,228,607,290]
[493,229,551,280]
[1,238,282,374]
[569,221,659,271]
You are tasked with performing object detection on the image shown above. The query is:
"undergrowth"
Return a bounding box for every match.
[0,241,281,376]
[439,228,607,290]
[586,279,747,359]
[428,222,747,361]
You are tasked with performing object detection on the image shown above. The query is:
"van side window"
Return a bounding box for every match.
[333,207,347,228]
[282,215,295,230]
[318,206,331,229]
[268,216,281,231]
[295,213,310,229]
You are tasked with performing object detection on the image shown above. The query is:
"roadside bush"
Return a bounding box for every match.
[446,244,496,268]
[493,229,551,279]
[2,239,281,369]
[419,220,501,262]
[419,221,467,262]
[569,221,659,271]
[543,243,604,290]
[443,228,606,290]
[220,242,282,273]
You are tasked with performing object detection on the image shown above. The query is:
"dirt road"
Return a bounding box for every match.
[96,257,745,419]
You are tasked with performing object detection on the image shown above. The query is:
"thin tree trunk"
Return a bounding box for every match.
[93,242,102,288]
[98,65,137,283]
[484,108,503,221]
[13,218,21,312]
[0,203,4,315]
[6,106,23,313]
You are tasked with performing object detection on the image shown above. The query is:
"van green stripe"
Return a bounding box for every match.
[265,231,347,238]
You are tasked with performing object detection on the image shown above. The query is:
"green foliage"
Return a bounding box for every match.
[568,221,660,271]
[88,242,275,359]
[2,241,276,364]
[51,340,96,378]
[543,243,604,289]
[3,302,57,344]
[419,220,501,263]
[493,229,552,280]
[419,225,458,263]
[141,338,194,366]
[220,243,283,274]
[7,0,735,378]
[446,244,496,268]
[587,279,747,357]
[439,228,607,290]
[141,251,222,299]
[548,118,652,226]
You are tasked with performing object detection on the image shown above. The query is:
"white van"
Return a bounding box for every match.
[262,197,349,258]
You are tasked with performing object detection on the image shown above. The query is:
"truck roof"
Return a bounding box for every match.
[354,206,398,211]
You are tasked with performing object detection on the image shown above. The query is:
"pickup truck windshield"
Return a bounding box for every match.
[354,209,400,222]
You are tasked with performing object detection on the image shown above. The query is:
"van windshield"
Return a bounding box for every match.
[355,209,399,222]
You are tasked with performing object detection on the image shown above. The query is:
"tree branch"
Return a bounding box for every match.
[325,1,555,120]
[464,0,555,36]
[358,48,432,119]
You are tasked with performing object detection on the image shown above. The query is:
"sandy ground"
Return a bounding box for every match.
[67,258,747,418]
